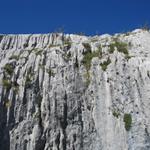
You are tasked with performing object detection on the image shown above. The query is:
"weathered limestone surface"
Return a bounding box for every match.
[0,29,150,150]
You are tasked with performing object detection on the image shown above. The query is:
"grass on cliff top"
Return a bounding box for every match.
[108,41,129,55]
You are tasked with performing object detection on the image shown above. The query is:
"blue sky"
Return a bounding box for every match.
[0,0,149,35]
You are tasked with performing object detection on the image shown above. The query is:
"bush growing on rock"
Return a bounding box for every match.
[2,79,12,90]
[3,64,14,76]
[82,43,92,52]
[46,69,55,77]
[82,49,100,71]
[108,40,130,60]
[112,110,120,118]
[9,55,19,60]
[100,58,111,71]
[124,113,132,131]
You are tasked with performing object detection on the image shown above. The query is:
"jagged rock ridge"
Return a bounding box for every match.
[0,29,150,150]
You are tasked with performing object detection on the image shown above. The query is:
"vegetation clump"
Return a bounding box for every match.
[2,79,12,90]
[9,55,19,60]
[35,50,43,56]
[108,43,115,53]
[100,58,111,71]
[82,43,92,52]
[124,113,132,131]
[112,110,120,118]
[115,41,128,55]
[3,64,14,76]
[49,44,61,48]
[108,40,131,60]
[82,43,102,87]
[82,49,100,70]
[46,69,55,77]
[109,41,128,55]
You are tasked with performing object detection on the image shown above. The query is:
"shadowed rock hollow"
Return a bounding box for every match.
[0,29,150,150]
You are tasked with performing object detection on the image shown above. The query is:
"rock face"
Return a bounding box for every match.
[0,29,150,150]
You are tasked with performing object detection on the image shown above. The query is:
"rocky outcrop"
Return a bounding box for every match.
[0,29,150,150]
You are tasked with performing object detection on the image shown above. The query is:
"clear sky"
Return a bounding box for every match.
[0,0,150,35]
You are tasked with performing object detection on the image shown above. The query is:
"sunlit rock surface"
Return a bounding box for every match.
[0,29,150,150]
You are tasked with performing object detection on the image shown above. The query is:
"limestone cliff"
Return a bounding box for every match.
[0,29,150,150]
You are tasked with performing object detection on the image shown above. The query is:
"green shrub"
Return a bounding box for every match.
[2,79,11,89]
[82,43,102,87]
[109,41,128,55]
[124,113,132,131]
[108,43,115,53]
[49,44,61,48]
[35,50,43,56]
[125,55,132,60]
[3,64,14,75]
[100,58,111,71]
[82,49,100,87]
[46,69,55,77]
[82,49,100,71]
[9,55,19,60]
[115,41,128,55]
[113,110,120,118]
[82,43,92,52]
